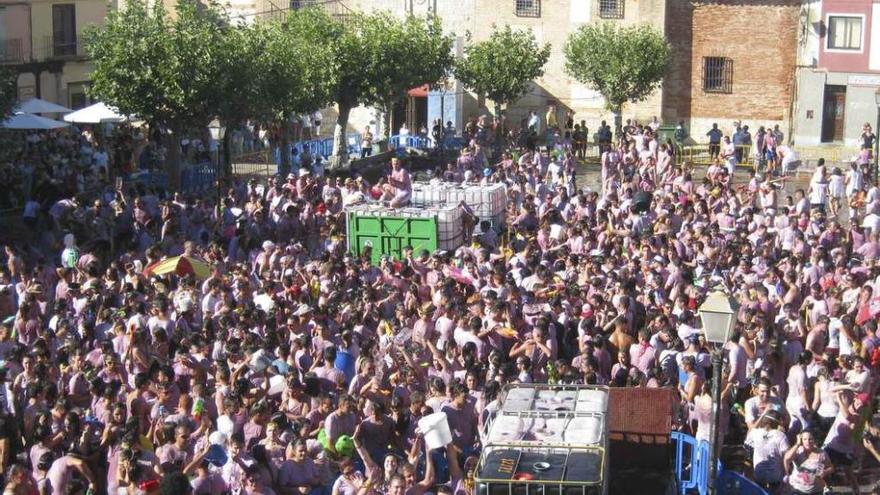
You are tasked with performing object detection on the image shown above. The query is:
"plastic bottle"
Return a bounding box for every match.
[192,397,205,422]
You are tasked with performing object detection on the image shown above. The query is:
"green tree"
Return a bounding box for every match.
[252,8,337,175]
[455,25,551,127]
[327,12,454,169]
[564,23,671,133]
[213,22,263,177]
[85,0,227,187]
[0,67,17,120]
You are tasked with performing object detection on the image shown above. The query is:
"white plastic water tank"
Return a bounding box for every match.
[487,415,527,443]
[505,387,536,401]
[564,416,604,445]
[576,389,608,413]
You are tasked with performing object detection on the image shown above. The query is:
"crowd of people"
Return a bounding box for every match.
[1,114,880,495]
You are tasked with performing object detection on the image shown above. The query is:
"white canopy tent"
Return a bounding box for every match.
[63,102,127,124]
[15,98,73,115]
[2,112,71,130]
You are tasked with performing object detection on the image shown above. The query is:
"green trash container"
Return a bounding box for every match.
[657,124,678,144]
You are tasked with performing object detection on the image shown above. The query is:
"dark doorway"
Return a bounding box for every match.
[408,96,428,132]
[391,101,406,136]
[821,85,846,142]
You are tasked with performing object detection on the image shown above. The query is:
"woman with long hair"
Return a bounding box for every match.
[785,430,832,495]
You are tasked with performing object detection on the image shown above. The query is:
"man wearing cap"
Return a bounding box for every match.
[282,173,299,196]
[297,168,315,200]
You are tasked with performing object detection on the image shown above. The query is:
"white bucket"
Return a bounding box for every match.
[208,431,227,445]
[418,412,453,450]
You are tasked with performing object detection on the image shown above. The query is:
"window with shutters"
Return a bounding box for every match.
[515,0,540,17]
[598,0,624,19]
[702,57,733,94]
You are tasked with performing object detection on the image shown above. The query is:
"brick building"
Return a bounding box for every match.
[662,0,800,143]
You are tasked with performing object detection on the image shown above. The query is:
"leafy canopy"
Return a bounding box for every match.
[212,22,262,126]
[0,67,17,120]
[564,23,671,111]
[253,8,338,120]
[455,25,551,108]
[85,0,227,130]
[331,12,454,109]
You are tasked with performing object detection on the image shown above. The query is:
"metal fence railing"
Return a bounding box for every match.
[273,134,362,165]
[127,161,217,195]
[180,162,217,194]
[389,135,430,150]
[671,432,754,495]
[38,35,88,61]
[679,144,860,174]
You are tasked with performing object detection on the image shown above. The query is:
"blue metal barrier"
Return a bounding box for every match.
[671,431,700,494]
[443,136,466,150]
[346,135,361,156]
[672,432,764,495]
[180,162,216,194]
[274,134,362,165]
[389,134,432,150]
[695,438,712,495]
[128,164,214,195]
[127,171,169,191]
[715,471,768,495]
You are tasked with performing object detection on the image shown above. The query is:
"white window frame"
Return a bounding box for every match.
[825,14,865,53]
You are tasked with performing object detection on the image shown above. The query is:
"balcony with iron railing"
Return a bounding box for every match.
[254,0,354,24]
[0,39,25,64]
[0,35,87,65]
[38,35,88,61]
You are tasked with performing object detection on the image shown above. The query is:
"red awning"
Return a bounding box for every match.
[408,84,429,98]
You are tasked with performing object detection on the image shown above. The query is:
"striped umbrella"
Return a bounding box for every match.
[143,255,212,279]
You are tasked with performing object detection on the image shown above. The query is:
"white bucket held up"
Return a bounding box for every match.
[418,412,453,450]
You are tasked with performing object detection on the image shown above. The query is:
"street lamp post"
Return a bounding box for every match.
[698,290,739,495]
[874,88,880,185]
[208,120,226,202]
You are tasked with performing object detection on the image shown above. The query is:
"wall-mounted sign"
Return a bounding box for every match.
[848,75,880,86]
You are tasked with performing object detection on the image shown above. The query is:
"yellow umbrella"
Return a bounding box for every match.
[143,255,212,279]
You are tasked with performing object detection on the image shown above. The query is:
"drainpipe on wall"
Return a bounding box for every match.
[788,66,798,146]
[27,2,34,99]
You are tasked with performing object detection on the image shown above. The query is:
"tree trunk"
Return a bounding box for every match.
[222,122,234,178]
[612,105,623,141]
[383,103,393,141]
[166,126,181,191]
[330,102,352,170]
[279,115,291,178]
[494,101,503,158]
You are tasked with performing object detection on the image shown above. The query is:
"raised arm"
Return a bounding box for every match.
[353,424,378,474]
